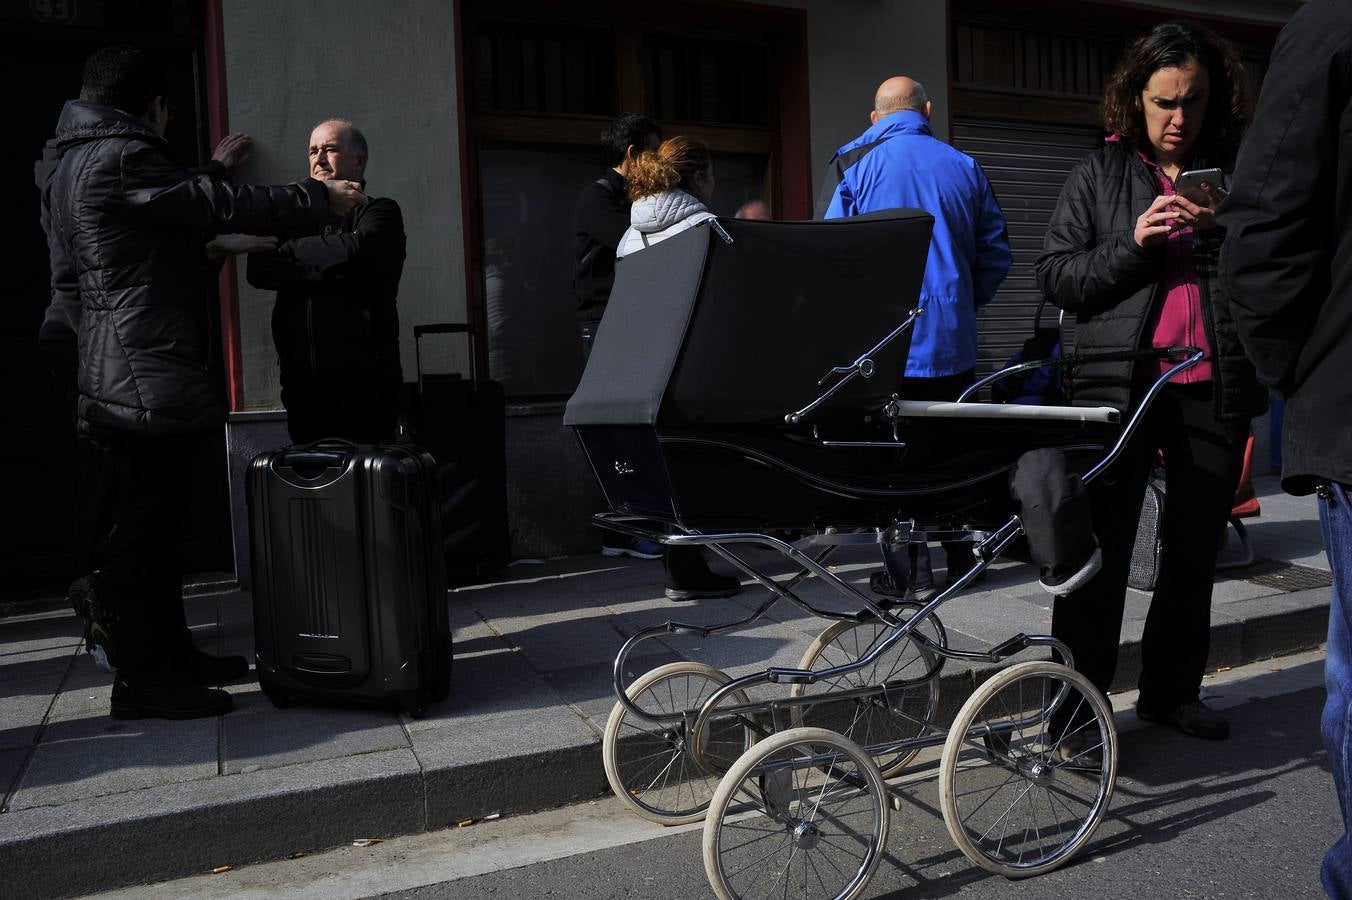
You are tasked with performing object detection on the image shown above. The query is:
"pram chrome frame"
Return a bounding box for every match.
[594,345,1202,893]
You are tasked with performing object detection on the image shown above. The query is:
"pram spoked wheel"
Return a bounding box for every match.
[939,660,1117,877]
[603,661,753,825]
[791,606,945,777]
[702,726,889,900]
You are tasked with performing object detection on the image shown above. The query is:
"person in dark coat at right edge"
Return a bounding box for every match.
[46,46,367,720]
[248,118,406,444]
[1217,2,1352,893]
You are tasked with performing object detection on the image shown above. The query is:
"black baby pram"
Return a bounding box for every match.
[565,210,1198,899]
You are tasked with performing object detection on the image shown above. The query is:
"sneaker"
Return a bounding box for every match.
[174,646,251,686]
[665,571,740,602]
[111,671,233,720]
[1136,698,1230,739]
[69,575,118,673]
[601,538,663,560]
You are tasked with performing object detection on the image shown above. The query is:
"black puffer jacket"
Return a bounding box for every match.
[1036,140,1265,421]
[46,100,330,437]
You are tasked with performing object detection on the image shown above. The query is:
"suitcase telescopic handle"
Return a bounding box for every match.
[414,323,477,392]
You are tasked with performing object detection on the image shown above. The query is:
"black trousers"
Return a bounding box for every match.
[77,432,202,670]
[1052,380,1248,708]
[282,382,398,445]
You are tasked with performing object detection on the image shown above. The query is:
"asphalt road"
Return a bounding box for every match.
[110,652,1341,900]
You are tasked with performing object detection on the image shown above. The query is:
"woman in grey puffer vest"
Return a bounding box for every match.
[616,136,716,259]
[613,136,738,602]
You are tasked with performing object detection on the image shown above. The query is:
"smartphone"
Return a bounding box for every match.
[1175,167,1223,205]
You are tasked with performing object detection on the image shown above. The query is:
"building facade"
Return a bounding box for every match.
[8,0,1300,592]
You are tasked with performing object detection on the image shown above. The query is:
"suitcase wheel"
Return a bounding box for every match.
[399,690,426,720]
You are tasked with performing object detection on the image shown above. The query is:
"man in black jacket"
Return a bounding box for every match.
[247,119,405,444]
[46,46,366,720]
[1218,2,1352,892]
[572,115,663,560]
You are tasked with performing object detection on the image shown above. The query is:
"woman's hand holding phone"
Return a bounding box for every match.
[1169,189,1225,231]
[1135,195,1183,247]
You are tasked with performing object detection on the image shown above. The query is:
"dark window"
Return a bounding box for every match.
[642,35,770,127]
[471,22,615,116]
[462,3,800,400]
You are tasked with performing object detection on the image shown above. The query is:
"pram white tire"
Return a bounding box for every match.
[790,611,943,777]
[939,660,1117,878]
[703,727,889,900]
[603,661,751,825]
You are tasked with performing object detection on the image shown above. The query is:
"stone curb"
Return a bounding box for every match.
[0,589,1330,899]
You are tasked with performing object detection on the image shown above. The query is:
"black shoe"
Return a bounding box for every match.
[869,571,906,598]
[869,571,937,603]
[1057,730,1105,770]
[1136,698,1230,739]
[944,563,987,591]
[665,571,740,602]
[175,646,251,686]
[111,672,233,720]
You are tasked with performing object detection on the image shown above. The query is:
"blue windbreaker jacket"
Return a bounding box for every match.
[821,111,1011,378]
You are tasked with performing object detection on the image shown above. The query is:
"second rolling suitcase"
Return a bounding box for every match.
[247,441,451,717]
[403,323,510,584]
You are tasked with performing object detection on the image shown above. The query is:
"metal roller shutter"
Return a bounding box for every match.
[952,118,1104,378]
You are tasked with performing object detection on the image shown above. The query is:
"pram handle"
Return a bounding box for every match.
[785,307,923,425]
[1080,346,1203,484]
[956,345,1201,403]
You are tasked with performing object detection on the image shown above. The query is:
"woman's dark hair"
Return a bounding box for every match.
[601,113,661,168]
[627,136,712,201]
[1101,20,1248,156]
[79,45,168,115]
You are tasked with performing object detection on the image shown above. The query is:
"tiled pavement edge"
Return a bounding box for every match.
[0,475,1330,899]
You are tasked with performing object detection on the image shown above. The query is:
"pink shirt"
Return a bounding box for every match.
[1131,145,1213,383]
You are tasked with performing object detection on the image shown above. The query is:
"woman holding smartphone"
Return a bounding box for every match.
[1037,20,1265,748]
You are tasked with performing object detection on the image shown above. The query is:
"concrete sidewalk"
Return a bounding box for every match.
[0,475,1332,899]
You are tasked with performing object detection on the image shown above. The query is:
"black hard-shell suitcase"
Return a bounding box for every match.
[247,441,451,717]
[402,324,509,584]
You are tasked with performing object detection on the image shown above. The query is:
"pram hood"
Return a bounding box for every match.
[564,209,934,428]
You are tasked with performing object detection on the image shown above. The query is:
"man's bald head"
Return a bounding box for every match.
[871,76,931,124]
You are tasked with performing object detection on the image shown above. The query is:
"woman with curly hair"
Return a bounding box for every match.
[1036,20,1265,746]
[617,135,716,258]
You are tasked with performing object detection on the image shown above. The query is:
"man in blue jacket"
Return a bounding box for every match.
[821,75,1012,597]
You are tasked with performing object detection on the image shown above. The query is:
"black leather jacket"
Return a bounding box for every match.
[45,100,330,436]
[247,196,405,391]
[1036,140,1264,421]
